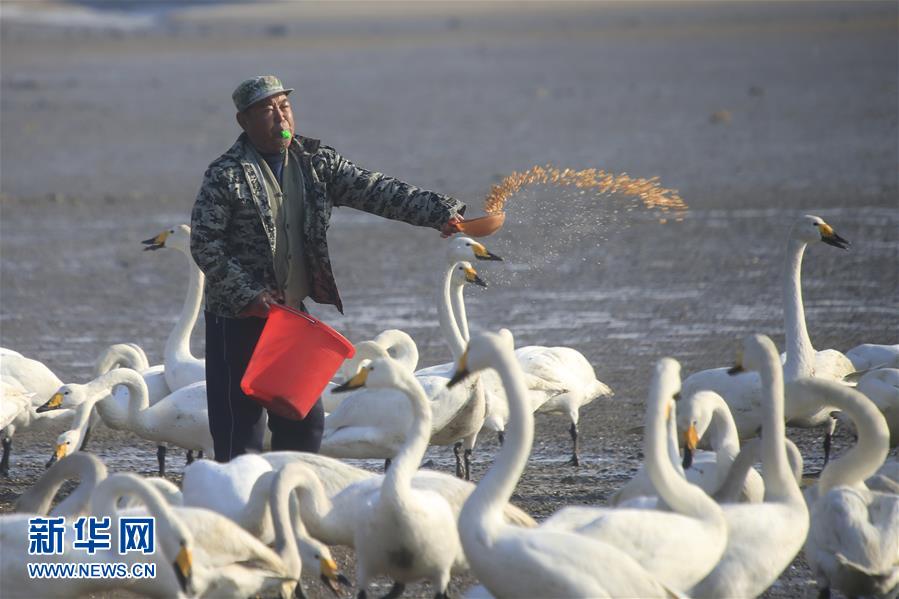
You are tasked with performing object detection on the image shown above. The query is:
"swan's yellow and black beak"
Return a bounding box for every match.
[319,557,347,595]
[332,367,369,393]
[471,242,503,262]
[141,230,170,251]
[37,392,64,413]
[682,423,699,469]
[174,543,193,594]
[464,265,488,288]
[817,222,850,250]
[45,442,67,468]
[448,349,471,388]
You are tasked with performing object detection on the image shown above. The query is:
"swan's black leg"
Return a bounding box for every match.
[1,437,11,476]
[453,442,463,478]
[186,450,195,465]
[566,422,580,467]
[380,581,405,599]
[464,448,472,481]
[384,458,392,472]
[294,580,308,599]
[156,445,167,477]
[823,416,836,467]
[434,591,450,599]
[79,424,92,451]
[818,585,831,599]
[497,430,505,446]
[197,450,204,460]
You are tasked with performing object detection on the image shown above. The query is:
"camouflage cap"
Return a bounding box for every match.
[232,75,294,112]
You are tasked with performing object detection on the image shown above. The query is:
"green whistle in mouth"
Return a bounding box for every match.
[280,129,291,139]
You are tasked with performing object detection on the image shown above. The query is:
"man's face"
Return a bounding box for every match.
[237,93,294,153]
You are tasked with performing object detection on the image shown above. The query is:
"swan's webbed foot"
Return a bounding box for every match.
[817,585,830,599]
[434,591,450,599]
[79,424,92,451]
[463,448,472,481]
[567,422,580,467]
[156,445,167,477]
[380,581,405,599]
[453,442,463,478]
[186,450,195,465]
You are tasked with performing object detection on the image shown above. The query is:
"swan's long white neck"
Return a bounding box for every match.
[783,238,816,381]
[91,473,186,558]
[91,369,150,433]
[793,378,890,495]
[18,454,107,516]
[646,364,722,521]
[165,249,204,367]
[452,280,470,342]
[271,468,302,578]
[439,263,466,360]
[460,344,533,539]
[754,338,800,502]
[381,370,432,507]
[94,344,150,378]
[237,470,277,535]
[702,394,741,486]
[285,464,334,542]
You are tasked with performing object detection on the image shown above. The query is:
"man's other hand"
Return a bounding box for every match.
[440,215,465,238]
[239,290,277,318]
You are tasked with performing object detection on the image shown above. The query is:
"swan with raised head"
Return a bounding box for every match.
[333,357,464,598]
[681,215,854,460]
[688,334,810,598]
[321,262,488,475]
[540,360,727,592]
[798,377,899,599]
[142,225,206,391]
[447,331,674,598]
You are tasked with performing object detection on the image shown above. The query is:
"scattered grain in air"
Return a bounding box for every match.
[483,164,688,219]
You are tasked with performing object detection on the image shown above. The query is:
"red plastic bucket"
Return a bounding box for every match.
[241,304,355,420]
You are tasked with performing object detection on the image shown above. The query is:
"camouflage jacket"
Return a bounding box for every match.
[190,133,465,317]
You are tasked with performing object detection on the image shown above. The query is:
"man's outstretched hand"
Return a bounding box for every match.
[441,215,465,238]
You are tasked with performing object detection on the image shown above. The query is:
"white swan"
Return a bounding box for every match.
[181,453,348,592]
[797,377,898,599]
[540,359,727,592]
[336,357,464,598]
[857,366,899,447]
[39,368,213,466]
[1,473,195,598]
[448,331,674,597]
[320,262,487,473]
[99,472,297,598]
[517,345,612,465]
[678,389,764,501]
[681,215,854,458]
[48,342,174,471]
[688,334,810,598]
[142,225,205,391]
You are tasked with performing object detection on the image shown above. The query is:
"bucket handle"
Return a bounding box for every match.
[271,303,319,325]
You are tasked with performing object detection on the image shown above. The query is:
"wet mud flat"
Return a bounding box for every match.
[1,1,898,597]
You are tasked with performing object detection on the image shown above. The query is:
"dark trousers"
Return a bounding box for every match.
[204,310,324,462]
